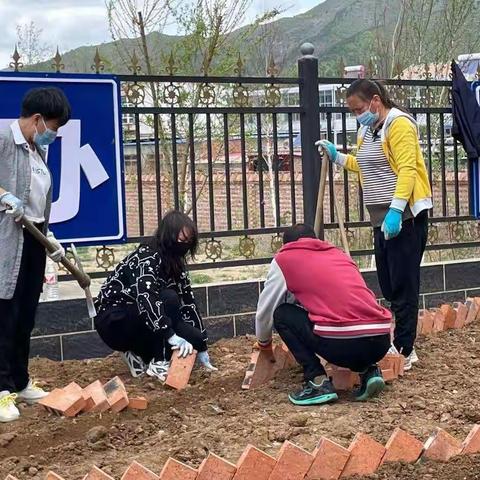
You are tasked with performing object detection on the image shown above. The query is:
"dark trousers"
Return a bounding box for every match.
[0,227,46,392]
[374,210,428,356]
[95,289,207,363]
[274,303,390,382]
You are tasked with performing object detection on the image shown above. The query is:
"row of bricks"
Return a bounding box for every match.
[7,424,480,480]
[37,352,199,417]
[418,297,480,334]
[242,343,405,391]
[38,377,147,417]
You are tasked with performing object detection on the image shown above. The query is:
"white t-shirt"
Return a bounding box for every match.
[24,148,51,223]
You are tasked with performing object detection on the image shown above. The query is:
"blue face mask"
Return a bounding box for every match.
[34,118,57,147]
[356,102,379,127]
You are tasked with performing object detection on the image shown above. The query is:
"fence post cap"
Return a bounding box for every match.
[300,43,315,57]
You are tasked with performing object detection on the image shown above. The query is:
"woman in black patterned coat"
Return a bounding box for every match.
[94,210,216,381]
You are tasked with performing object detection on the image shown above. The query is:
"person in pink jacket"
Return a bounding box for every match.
[255,224,391,405]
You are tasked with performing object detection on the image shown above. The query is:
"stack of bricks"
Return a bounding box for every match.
[7,423,480,479]
[418,297,480,336]
[38,376,148,417]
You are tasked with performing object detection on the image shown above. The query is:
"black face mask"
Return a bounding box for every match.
[171,242,191,257]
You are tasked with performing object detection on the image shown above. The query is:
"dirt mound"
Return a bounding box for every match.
[1,324,480,479]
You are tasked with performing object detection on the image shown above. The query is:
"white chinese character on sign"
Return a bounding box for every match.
[50,120,109,223]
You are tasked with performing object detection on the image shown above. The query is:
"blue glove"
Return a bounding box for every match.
[315,140,338,163]
[381,208,403,240]
[0,192,24,221]
[197,351,218,371]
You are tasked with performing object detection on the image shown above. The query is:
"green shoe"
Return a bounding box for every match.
[288,377,338,406]
[354,366,385,402]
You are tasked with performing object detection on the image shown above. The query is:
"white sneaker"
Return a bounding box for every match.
[122,351,147,377]
[146,360,170,382]
[409,348,419,364]
[388,344,400,355]
[17,379,49,404]
[0,391,20,422]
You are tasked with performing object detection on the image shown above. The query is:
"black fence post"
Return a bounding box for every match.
[298,43,322,236]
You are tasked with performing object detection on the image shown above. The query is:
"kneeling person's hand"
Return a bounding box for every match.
[168,334,194,358]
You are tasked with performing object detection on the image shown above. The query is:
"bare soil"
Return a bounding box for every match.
[1,323,480,479]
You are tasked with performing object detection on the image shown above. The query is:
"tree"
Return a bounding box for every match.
[16,21,52,65]
[373,0,480,78]
[106,0,280,224]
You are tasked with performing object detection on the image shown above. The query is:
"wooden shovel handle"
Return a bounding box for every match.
[21,218,91,289]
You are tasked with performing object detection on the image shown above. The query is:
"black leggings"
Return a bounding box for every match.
[95,289,207,363]
[274,303,390,382]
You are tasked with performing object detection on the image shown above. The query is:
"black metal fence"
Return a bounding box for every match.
[7,44,480,277]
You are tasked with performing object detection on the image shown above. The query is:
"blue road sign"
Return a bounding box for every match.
[0,72,125,245]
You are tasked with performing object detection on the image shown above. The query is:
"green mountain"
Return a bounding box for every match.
[17,0,439,77]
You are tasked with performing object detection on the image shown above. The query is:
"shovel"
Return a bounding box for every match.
[20,217,97,318]
[315,146,351,256]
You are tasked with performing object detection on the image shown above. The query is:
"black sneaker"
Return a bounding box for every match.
[288,377,338,406]
[354,365,385,402]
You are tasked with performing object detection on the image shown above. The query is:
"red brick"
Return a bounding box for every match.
[462,425,480,454]
[431,309,445,333]
[128,396,148,410]
[280,343,297,368]
[104,376,129,413]
[165,351,197,390]
[45,473,65,480]
[122,461,159,479]
[326,366,359,391]
[340,433,386,478]
[82,380,110,413]
[382,427,423,464]
[423,427,462,462]
[453,302,468,329]
[381,368,396,383]
[465,298,479,324]
[242,350,279,390]
[474,298,480,320]
[233,445,277,480]
[268,441,313,480]
[440,304,456,330]
[418,309,434,335]
[39,387,86,417]
[379,354,404,378]
[306,437,350,480]
[197,453,236,480]
[159,458,197,480]
[83,466,115,480]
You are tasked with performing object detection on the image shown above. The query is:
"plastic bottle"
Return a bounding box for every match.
[44,257,59,301]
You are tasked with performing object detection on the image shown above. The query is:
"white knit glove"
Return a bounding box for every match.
[46,231,65,262]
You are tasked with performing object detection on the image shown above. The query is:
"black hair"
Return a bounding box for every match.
[283,224,317,244]
[145,210,199,280]
[21,87,71,126]
[346,79,408,113]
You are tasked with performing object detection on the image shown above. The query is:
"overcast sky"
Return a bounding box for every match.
[0,0,323,67]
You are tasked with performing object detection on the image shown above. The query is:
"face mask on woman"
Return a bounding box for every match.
[172,241,192,257]
[356,100,380,127]
[34,117,58,147]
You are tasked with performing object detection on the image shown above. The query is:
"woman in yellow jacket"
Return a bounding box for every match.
[318,79,432,370]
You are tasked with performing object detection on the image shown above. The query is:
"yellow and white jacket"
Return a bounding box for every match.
[338,108,432,215]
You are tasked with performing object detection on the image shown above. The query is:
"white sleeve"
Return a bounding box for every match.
[255,259,288,346]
